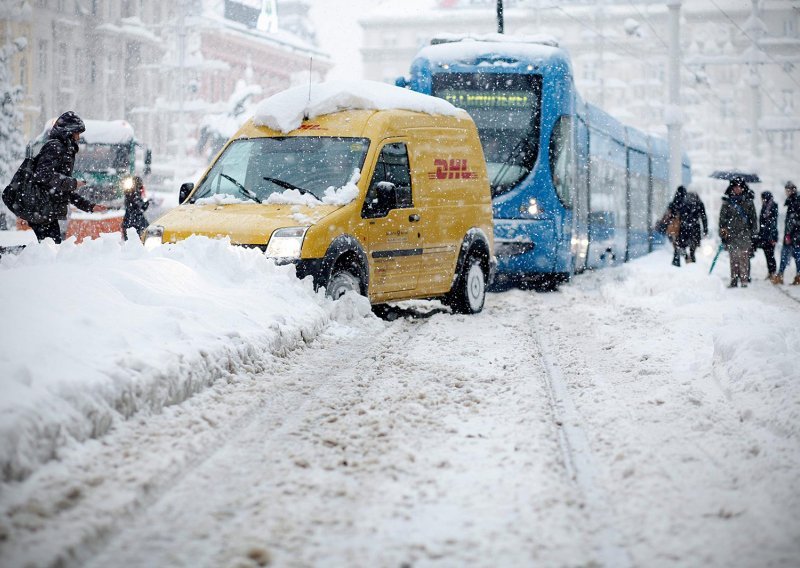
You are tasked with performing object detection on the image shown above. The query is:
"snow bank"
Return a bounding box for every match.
[81,120,135,145]
[579,248,800,441]
[0,235,371,482]
[253,79,462,134]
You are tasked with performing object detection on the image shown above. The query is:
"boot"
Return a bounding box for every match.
[728,278,738,288]
[672,252,681,267]
[792,275,800,286]
[770,274,784,285]
[689,251,696,263]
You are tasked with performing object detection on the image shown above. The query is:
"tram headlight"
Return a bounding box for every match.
[526,198,540,215]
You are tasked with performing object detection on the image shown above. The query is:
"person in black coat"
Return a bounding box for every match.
[756,191,779,277]
[668,186,708,265]
[772,181,800,285]
[30,111,107,243]
[122,175,150,239]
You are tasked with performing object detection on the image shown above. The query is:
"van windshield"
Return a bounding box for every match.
[192,137,370,203]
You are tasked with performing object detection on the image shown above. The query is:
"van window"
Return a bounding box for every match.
[363,142,412,217]
[192,137,370,203]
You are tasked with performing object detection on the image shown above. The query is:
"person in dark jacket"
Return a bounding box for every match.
[771,181,800,285]
[30,111,107,243]
[719,179,758,288]
[756,191,779,278]
[667,186,708,265]
[122,175,150,239]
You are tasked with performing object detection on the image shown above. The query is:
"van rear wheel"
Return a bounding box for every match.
[445,254,486,314]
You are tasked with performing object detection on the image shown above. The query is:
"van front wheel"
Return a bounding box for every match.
[326,267,362,300]
[445,254,486,314]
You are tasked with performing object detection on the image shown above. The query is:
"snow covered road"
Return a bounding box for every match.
[1,239,798,567]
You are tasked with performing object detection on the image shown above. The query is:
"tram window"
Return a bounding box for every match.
[550,115,574,207]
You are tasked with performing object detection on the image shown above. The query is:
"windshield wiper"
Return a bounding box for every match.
[220,173,262,204]
[263,176,318,200]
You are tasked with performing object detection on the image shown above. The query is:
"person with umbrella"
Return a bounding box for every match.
[771,181,800,285]
[719,178,757,288]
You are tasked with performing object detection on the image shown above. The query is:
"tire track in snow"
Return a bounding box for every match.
[81,295,591,567]
[0,315,398,568]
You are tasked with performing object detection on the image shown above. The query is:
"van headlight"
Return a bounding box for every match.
[266,227,307,259]
[121,177,135,191]
[143,225,164,249]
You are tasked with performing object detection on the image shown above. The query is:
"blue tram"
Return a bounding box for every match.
[398,35,691,283]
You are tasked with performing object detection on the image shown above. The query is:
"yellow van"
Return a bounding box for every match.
[145,107,495,313]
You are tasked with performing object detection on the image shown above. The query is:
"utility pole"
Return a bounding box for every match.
[177,0,187,170]
[745,0,765,160]
[497,0,504,34]
[666,0,682,192]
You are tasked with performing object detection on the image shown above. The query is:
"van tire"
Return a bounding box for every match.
[445,253,486,314]
[326,263,363,300]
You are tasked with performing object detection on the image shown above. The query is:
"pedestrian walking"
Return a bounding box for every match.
[30,111,107,243]
[719,178,758,288]
[667,186,707,266]
[771,181,800,285]
[756,191,779,278]
[122,175,150,239]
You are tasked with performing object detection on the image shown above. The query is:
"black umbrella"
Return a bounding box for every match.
[710,170,761,183]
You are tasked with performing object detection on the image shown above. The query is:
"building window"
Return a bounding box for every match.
[782,131,795,153]
[90,58,96,84]
[783,90,794,113]
[19,55,27,86]
[38,40,47,76]
[785,17,797,37]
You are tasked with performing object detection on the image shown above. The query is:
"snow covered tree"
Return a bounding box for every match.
[0,37,26,189]
[196,76,263,160]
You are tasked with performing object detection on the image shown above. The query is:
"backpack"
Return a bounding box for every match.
[2,143,58,224]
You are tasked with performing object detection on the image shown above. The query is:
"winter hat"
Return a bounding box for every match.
[54,111,86,134]
[786,181,797,192]
[761,191,772,200]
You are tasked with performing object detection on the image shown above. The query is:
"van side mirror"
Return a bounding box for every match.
[144,149,152,175]
[179,182,194,204]
[25,144,32,159]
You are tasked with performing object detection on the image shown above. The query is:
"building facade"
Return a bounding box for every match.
[1,0,330,177]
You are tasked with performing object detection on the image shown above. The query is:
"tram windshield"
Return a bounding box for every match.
[432,72,542,196]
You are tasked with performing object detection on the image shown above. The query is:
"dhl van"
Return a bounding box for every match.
[144,106,495,313]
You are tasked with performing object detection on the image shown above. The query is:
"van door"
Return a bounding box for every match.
[361,141,422,296]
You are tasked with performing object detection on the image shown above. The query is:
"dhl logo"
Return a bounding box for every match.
[299,124,323,130]
[428,158,477,180]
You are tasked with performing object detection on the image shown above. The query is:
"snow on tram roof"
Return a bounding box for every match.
[430,32,559,48]
[252,79,462,134]
[81,120,135,144]
[36,118,136,145]
[417,34,564,65]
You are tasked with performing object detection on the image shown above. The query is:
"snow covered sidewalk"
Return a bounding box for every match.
[0,235,370,482]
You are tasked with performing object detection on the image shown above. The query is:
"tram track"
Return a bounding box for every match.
[531,318,633,568]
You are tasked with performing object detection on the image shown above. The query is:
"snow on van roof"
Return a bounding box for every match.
[417,35,562,65]
[252,80,462,134]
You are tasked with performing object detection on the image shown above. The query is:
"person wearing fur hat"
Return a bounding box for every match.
[771,181,800,285]
[30,111,107,242]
